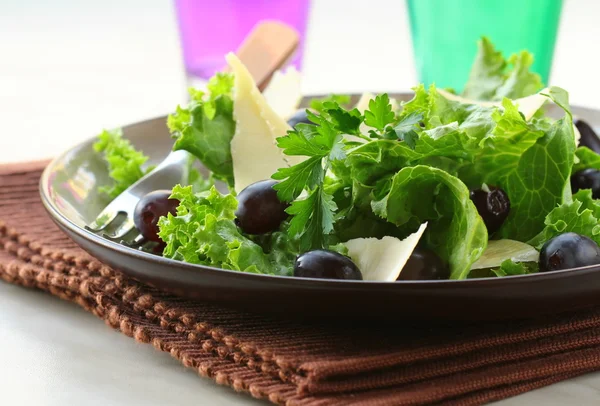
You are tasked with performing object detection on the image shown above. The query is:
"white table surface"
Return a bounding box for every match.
[2,0,600,404]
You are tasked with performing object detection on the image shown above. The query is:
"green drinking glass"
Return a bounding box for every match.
[406,0,563,92]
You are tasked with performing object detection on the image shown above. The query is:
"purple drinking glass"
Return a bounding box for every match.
[174,0,311,82]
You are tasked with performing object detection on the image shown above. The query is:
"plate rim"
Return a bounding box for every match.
[38,94,600,289]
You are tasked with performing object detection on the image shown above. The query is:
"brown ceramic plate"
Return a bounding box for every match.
[40,93,600,321]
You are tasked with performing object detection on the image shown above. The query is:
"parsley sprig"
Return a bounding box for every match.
[363,93,422,144]
[272,102,366,250]
[272,98,402,250]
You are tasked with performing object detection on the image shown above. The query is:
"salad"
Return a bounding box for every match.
[93,37,600,282]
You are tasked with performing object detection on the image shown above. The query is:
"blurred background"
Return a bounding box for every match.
[0,0,597,163]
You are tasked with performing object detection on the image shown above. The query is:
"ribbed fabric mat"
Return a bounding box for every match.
[2,161,600,405]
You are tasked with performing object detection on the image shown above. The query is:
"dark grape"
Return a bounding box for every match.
[294,250,363,280]
[539,232,600,272]
[571,168,600,199]
[575,119,600,153]
[397,247,449,280]
[287,109,312,128]
[235,180,289,234]
[470,186,510,235]
[133,190,180,242]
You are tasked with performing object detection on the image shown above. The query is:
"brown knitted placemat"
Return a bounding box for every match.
[3,161,600,405]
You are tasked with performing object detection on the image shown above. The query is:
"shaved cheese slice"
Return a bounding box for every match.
[226,53,294,194]
[470,239,539,270]
[573,123,581,145]
[345,223,428,281]
[437,88,549,120]
[263,66,302,120]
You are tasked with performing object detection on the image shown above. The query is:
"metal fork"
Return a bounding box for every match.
[85,149,191,247]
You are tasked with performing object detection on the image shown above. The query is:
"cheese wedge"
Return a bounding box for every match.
[263,66,302,120]
[345,223,428,281]
[226,53,296,194]
[470,239,539,270]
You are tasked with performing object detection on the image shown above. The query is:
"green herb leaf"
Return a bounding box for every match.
[93,128,151,198]
[372,165,488,279]
[323,104,363,135]
[275,124,330,157]
[364,94,396,132]
[273,104,352,249]
[286,186,337,251]
[272,156,324,202]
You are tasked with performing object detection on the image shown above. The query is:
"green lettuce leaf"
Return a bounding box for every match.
[428,85,472,126]
[462,37,543,101]
[372,165,488,279]
[473,88,576,241]
[93,128,151,198]
[390,111,423,146]
[528,189,600,249]
[309,94,352,113]
[249,225,300,274]
[492,259,538,277]
[398,84,496,140]
[168,74,236,188]
[158,185,292,275]
[462,36,506,101]
[574,146,600,172]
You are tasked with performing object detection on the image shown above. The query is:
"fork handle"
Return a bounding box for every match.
[146,149,192,189]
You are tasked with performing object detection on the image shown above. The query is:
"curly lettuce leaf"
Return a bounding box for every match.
[528,189,600,249]
[168,74,236,187]
[188,168,214,193]
[372,165,488,279]
[93,128,151,198]
[462,37,543,101]
[158,185,292,275]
